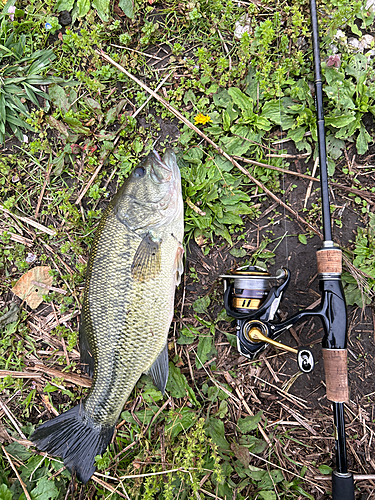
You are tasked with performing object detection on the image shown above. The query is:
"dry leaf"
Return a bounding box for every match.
[11,266,53,309]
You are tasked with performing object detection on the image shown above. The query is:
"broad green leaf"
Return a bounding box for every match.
[192,295,210,314]
[228,87,253,113]
[56,0,75,11]
[92,0,110,21]
[166,362,199,405]
[326,135,345,160]
[165,408,196,439]
[6,442,34,462]
[0,484,12,500]
[77,0,90,17]
[183,89,196,106]
[325,114,355,128]
[118,0,134,18]
[230,247,247,258]
[356,123,371,155]
[222,109,231,131]
[259,491,277,500]
[237,411,263,433]
[63,116,91,135]
[239,434,267,454]
[49,84,70,113]
[140,376,163,403]
[213,88,231,108]
[298,234,307,245]
[84,97,102,113]
[182,146,204,164]
[205,417,230,449]
[318,464,333,475]
[288,126,307,144]
[261,100,282,124]
[196,335,215,369]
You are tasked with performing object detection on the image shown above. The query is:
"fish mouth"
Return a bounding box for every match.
[150,149,174,183]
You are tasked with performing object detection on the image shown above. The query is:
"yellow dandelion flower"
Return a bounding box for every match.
[194,112,212,125]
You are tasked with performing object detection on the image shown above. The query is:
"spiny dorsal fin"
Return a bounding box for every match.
[131,233,161,282]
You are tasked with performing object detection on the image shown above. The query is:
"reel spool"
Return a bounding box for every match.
[230,267,271,312]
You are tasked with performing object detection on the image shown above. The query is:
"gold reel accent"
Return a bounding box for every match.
[244,323,298,355]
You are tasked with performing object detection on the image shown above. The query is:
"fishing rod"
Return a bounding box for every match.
[221,1,355,498]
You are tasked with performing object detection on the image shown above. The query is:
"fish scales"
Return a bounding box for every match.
[83,204,181,425]
[31,149,184,483]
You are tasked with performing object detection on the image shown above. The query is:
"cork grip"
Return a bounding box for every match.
[316,248,342,274]
[322,349,349,402]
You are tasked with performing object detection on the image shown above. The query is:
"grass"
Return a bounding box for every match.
[0,0,375,498]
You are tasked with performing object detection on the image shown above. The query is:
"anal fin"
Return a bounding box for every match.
[147,343,169,394]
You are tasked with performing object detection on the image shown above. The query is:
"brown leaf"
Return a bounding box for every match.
[231,442,251,467]
[47,115,69,138]
[11,266,53,309]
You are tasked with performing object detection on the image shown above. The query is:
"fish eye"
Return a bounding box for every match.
[133,166,146,178]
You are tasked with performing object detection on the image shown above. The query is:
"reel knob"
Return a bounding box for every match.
[297,349,314,373]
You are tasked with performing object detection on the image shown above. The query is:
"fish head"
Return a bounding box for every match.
[114,148,183,231]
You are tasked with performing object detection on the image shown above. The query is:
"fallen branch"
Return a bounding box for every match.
[30,362,92,388]
[96,50,322,238]
[2,445,32,500]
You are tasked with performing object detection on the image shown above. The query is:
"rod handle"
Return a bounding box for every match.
[322,349,349,402]
[332,471,355,500]
[316,248,342,274]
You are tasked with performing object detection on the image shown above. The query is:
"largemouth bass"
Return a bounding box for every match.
[31,149,184,483]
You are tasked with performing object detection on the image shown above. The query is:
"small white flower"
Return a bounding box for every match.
[8,6,15,21]
[23,134,28,143]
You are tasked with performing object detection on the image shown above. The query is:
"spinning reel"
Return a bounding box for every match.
[221,265,315,373]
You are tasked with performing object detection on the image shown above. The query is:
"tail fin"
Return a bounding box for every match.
[31,403,114,483]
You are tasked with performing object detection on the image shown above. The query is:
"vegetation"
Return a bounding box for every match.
[0,0,375,498]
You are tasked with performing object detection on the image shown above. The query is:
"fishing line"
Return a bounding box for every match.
[275,3,289,269]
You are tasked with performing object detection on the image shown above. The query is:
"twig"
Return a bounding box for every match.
[232,155,319,182]
[2,445,32,500]
[304,157,319,209]
[35,161,53,218]
[30,362,92,388]
[132,71,172,118]
[91,476,129,499]
[0,399,27,439]
[223,371,272,447]
[0,228,33,247]
[186,197,206,216]
[0,206,56,236]
[0,370,42,379]
[96,50,322,238]
[110,44,163,60]
[278,401,318,435]
[31,281,67,295]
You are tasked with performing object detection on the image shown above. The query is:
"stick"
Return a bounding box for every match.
[0,206,56,236]
[95,50,322,238]
[0,399,27,439]
[2,445,32,500]
[35,161,53,218]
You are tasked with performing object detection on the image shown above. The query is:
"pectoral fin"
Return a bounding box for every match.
[147,343,169,394]
[174,244,184,286]
[131,233,161,282]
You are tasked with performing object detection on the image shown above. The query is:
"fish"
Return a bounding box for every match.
[31,148,184,483]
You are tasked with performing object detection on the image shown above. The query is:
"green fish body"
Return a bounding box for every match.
[31,149,184,483]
